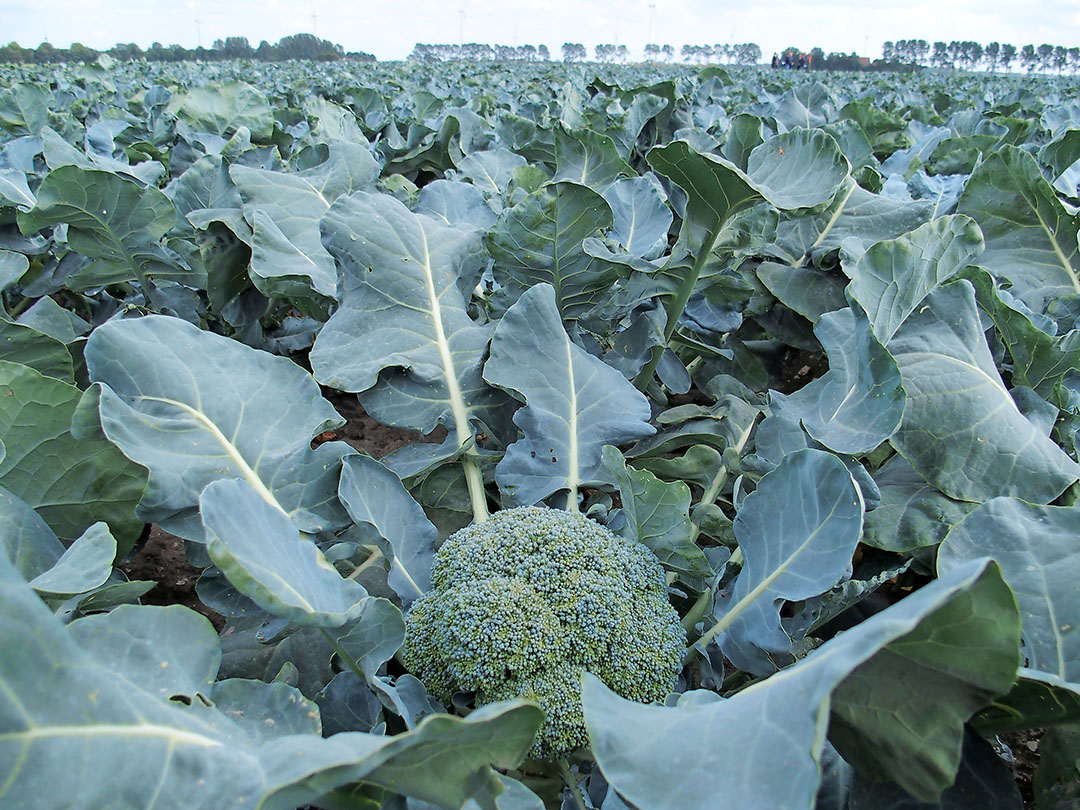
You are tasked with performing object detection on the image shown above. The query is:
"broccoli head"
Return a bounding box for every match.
[402,506,685,759]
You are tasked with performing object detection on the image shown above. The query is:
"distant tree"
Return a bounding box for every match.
[984,41,1000,71]
[562,42,585,62]
[661,44,674,62]
[275,32,341,61]
[1069,47,1080,75]
[644,43,660,61]
[1037,43,1054,72]
[538,44,550,60]
[616,44,629,62]
[1053,45,1068,73]
[963,41,983,70]
[680,43,693,63]
[255,40,276,60]
[882,40,895,61]
[1021,44,1037,72]
[1000,43,1017,72]
[810,47,825,68]
[930,41,948,68]
[734,43,761,65]
[67,42,99,62]
[222,36,254,59]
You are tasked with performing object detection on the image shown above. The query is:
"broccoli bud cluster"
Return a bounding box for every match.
[402,506,686,759]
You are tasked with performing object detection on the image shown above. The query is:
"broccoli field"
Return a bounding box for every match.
[2,54,1080,809]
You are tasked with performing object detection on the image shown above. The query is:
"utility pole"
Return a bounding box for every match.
[648,3,655,45]
[312,11,318,37]
[194,19,201,48]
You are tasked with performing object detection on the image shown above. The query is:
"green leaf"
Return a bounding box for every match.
[487,181,619,319]
[0,168,35,211]
[709,448,864,675]
[939,497,1080,686]
[233,143,378,303]
[311,190,502,437]
[887,281,1080,503]
[167,82,274,142]
[335,598,406,682]
[0,318,75,382]
[456,148,527,195]
[28,522,115,597]
[756,261,848,323]
[484,283,655,506]
[746,128,850,211]
[771,305,904,454]
[337,454,438,603]
[848,214,985,344]
[774,180,933,266]
[0,359,145,550]
[69,604,219,699]
[553,126,634,190]
[862,455,973,553]
[964,266,1080,398]
[601,445,711,587]
[584,559,1019,810]
[0,550,540,810]
[0,484,67,580]
[202,477,368,628]
[17,165,196,290]
[0,250,28,292]
[602,175,672,258]
[957,144,1080,312]
[85,314,349,541]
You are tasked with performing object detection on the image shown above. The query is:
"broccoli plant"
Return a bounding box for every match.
[402,506,685,759]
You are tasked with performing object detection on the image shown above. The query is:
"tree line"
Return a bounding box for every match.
[883,39,1080,73]
[409,44,551,62]
[0,34,375,64]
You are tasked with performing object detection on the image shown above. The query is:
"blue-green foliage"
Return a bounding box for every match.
[403,506,685,758]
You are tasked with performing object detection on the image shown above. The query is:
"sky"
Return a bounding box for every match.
[3,0,1079,62]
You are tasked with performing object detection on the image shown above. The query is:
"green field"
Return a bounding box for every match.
[1,57,1079,809]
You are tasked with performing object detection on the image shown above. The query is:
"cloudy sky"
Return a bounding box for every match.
[4,0,1079,61]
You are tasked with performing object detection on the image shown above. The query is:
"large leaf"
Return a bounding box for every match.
[710,448,864,675]
[167,82,275,142]
[746,128,850,211]
[310,190,502,437]
[774,180,933,266]
[0,550,543,810]
[939,497,1080,686]
[553,126,634,190]
[0,359,145,549]
[484,284,655,506]
[486,181,619,319]
[584,559,1019,810]
[601,175,673,258]
[85,314,349,541]
[17,165,196,290]
[887,281,1080,503]
[862,455,973,553]
[957,144,1080,312]
[202,478,369,628]
[770,305,904,454]
[847,214,985,344]
[337,454,437,604]
[27,522,115,597]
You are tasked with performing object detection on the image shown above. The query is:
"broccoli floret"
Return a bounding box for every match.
[402,506,685,759]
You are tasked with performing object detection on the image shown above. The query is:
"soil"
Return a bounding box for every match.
[1003,728,1045,809]
[771,346,831,394]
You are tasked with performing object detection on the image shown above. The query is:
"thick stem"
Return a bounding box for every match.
[461,454,489,522]
[558,759,587,810]
[633,226,725,391]
[688,415,756,544]
[320,628,368,683]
